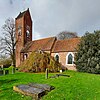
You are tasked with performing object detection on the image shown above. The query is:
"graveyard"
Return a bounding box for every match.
[0,70,100,100]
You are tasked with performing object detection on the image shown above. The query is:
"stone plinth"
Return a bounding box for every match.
[29,83,54,92]
[13,83,54,100]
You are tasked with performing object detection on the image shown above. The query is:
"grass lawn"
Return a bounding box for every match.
[0,71,100,100]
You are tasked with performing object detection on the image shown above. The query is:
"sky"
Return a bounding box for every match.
[0,0,100,40]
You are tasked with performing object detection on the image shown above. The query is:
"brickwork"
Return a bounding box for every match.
[16,17,24,67]
[51,52,76,70]
[16,9,32,67]
[15,9,80,71]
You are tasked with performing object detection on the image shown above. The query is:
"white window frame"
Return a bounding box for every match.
[66,52,74,65]
[24,53,28,60]
[54,53,59,62]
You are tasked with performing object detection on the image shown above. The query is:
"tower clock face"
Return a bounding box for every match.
[26,25,30,37]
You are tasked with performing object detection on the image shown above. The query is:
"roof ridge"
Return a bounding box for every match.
[56,37,80,42]
[32,37,55,42]
[52,37,80,53]
[42,37,56,50]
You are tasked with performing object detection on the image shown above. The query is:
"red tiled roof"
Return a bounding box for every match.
[52,38,80,53]
[21,37,56,53]
[21,37,80,53]
[21,41,33,53]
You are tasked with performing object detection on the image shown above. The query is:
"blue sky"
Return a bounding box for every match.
[0,0,100,40]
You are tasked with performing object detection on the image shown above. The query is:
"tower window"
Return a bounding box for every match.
[18,25,21,36]
[26,30,30,37]
[18,29,21,36]
[26,25,30,38]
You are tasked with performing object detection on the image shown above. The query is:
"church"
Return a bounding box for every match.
[15,9,80,70]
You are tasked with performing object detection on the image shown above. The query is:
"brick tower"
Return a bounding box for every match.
[15,8,32,67]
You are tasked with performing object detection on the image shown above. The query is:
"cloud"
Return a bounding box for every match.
[33,31,42,40]
[9,0,13,4]
[0,0,100,39]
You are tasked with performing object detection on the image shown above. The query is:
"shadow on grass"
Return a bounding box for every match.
[0,79,19,92]
[0,79,18,85]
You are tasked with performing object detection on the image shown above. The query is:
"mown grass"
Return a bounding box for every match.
[0,71,100,100]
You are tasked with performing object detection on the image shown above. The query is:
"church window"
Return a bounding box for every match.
[55,54,59,62]
[66,52,74,64]
[24,54,28,60]
[68,54,73,64]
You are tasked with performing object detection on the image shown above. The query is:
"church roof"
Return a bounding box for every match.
[21,37,80,53]
[21,37,56,53]
[52,38,80,53]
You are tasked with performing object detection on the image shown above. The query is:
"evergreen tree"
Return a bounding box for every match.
[75,31,100,74]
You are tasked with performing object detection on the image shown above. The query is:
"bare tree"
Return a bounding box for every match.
[0,55,12,67]
[56,31,78,40]
[0,18,16,66]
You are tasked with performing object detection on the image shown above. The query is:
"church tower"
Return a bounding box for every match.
[15,8,32,67]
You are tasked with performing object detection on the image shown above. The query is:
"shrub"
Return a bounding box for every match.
[75,31,100,74]
[19,51,61,73]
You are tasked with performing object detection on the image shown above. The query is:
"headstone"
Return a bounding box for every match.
[13,83,54,100]
[60,70,62,73]
[13,85,45,99]
[29,83,54,92]
[3,70,9,75]
[0,70,3,75]
[45,68,48,79]
[12,67,15,74]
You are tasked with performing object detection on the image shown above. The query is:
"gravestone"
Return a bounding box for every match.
[13,83,54,100]
[29,83,54,92]
[45,68,48,79]
[3,70,9,75]
[60,70,62,73]
[12,67,15,74]
[13,85,45,100]
[0,70,3,75]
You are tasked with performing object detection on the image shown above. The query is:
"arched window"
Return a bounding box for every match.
[24,54,28,60]
[55,53,59,62]
[68,54,73,64]
[18,25,22,36]
[66,52,74,65]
